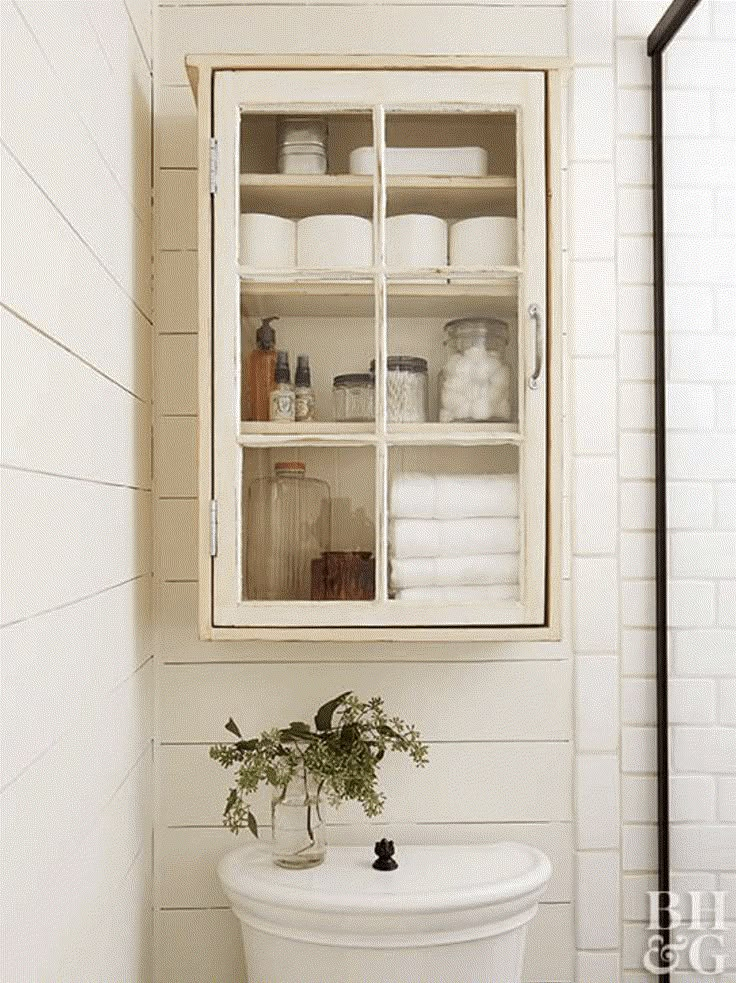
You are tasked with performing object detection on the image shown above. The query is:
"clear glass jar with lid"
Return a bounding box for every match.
[371,356,428,423]
[332,373,375,422]
[439,317,512,423]
[245,461,331,600]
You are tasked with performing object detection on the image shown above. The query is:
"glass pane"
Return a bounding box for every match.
[384,111,518,272]
[384,281,520,429]
[387,444,521,606]
[240,283,375,426]
[237,111,375,272]
[242,446,376,602]
[240,112,374,177]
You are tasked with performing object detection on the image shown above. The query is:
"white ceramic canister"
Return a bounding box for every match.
[240,213,296,268]
[297,215,372,269]
[386,214,448,269]
[449,216,517,268]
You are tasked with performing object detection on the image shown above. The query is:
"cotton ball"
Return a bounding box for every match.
[444,353,465,375]
[465,345,486,363]
[471,396,489,420]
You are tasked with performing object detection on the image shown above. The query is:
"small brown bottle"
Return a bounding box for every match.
[245,316,279,421]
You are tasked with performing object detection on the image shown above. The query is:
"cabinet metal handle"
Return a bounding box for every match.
[528,303,544,390]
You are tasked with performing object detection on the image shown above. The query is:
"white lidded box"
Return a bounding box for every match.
[386,214,447,269]
[297,215,372,269]
[350,146,488,177]
[240,213,296,268]
[450,216,517,268]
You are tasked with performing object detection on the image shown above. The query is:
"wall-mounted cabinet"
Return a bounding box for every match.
[187,57,562,641]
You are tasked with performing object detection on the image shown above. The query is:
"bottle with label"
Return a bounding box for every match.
[245,316,279,421]
[270,351,296,422]
[294,355,316,422]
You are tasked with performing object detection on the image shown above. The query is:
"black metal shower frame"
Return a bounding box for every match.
[647,1,703,978]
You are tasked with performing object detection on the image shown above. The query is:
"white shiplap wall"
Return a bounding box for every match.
[1,1,154,979]
[153,3,574,982]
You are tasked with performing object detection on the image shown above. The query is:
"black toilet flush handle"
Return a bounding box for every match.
[373,839,398,871]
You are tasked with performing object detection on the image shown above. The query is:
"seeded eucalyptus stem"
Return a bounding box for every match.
[209,692,429,837]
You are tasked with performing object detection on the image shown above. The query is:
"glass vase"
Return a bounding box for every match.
[271,772,326,869]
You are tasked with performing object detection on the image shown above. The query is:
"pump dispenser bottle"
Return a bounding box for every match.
[294,355,315,422]
[245,316,279,421]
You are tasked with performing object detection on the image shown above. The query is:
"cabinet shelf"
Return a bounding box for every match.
[240,275,519,318]
[238,422,521,447]
[240,173,517,218]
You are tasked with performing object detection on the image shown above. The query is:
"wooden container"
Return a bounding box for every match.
[311,551,375,600]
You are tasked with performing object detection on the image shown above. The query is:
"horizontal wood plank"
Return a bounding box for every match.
[159,659,571,743]
[160,740,572,826]
[2,3,151,314]
[16,0,152,227]
[160,7,567,86]
[155,901,573,983]
[3,745,152,981]
[1,470,151,625]
[1,146,151,400]
[1,576,151,786]
[157,820,572,907]
[1,662,153,919]
[1,309,151,490]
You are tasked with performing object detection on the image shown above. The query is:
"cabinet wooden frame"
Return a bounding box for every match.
[187,56,564,643]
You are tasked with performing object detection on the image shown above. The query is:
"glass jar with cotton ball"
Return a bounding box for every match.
[438,318,512,423]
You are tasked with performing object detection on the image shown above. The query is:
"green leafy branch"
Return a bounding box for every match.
[209,692,429,836]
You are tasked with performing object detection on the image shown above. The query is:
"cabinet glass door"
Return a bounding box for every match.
[212,70,547,629]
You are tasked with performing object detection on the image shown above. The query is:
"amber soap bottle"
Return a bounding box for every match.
[245,316,279,421]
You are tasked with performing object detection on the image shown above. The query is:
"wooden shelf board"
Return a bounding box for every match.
[240,276,518,318]
[239,173,516,218]
[388,423,521,445]
[237,421,521,447]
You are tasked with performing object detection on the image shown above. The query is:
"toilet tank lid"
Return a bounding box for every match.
[218,843,552,915]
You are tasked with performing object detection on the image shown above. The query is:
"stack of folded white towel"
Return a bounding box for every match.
[389,473,520,603]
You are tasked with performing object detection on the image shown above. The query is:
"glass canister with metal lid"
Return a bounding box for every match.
[332,373,375,422]
[371,356,429,423]
[439,317,512,423]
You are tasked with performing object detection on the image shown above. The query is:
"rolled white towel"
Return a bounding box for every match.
[390,553,519,588]
[390,516,518,558]
[390,473,518,519]
[394,585,519,603]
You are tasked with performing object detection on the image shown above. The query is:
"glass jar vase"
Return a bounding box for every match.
[246,462,331,600]
[271,771,326,869]
[438,317,512,423]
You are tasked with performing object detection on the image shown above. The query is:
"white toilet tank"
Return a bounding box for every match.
[218,842,552,983]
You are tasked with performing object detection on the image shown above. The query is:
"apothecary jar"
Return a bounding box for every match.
[439,317,512,423]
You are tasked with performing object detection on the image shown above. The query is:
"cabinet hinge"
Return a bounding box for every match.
[209,499,218,557]
[209,138,218,195]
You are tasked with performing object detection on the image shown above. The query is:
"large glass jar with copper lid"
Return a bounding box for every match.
[246,461,331,600]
